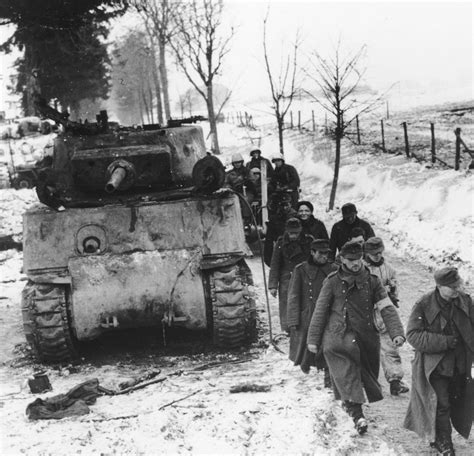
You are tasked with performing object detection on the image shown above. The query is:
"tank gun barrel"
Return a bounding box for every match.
[105,166,127,193]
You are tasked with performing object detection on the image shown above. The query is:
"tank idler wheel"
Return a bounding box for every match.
[208,261,257,348]
[21,281,79,363]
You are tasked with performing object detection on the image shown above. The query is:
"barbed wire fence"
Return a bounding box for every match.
[224,107,474,171]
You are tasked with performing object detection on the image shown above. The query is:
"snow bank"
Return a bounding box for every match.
[291,139,473,282]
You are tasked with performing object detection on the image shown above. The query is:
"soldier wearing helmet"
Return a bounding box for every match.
[224,153,253,194]
[268,153,300,208]
[224,152,256,226]
[245,148,274,180]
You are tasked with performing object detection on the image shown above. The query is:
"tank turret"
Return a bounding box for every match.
[39,122,223,207]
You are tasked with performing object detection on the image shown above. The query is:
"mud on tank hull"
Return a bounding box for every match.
[21,193,256,362]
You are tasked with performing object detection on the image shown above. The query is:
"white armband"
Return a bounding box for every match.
[374,296,393,312]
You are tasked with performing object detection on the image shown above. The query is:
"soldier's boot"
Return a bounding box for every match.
[430,434,455,456]
[323,367,332,389]
[390,379,409,396]
[342,401,368,435]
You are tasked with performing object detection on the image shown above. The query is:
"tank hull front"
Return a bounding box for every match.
[68,248,205,340]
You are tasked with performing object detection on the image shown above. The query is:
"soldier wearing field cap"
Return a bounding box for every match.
[404,267,473,455]
[269,217,314,332]
[307,240,405,435]
[287,239,337,381]
[364,237,409,396]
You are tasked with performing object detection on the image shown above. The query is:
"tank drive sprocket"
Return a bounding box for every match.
[21,282,78,363]
[208,261,257,347]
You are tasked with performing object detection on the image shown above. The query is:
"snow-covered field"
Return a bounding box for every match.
[0,103,473,455]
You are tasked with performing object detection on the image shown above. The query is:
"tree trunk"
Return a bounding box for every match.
[159,37,171,121]
[24,44,39,116]
[137,91,144,125]
[329,133,341,210]
[148,82,155,124]
[329,110,342,210]
[277,114,284,156]
[206,84,220,154]
[70,101,80,121]
[151,50,164,124]
[141,88,151,124]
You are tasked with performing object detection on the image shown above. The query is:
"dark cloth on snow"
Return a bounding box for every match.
[329,216,375,259]
[26,379,103,420]
[299,215,329,241]
[287,259,337,372]
[269,232,314,331]
[307,265,404,404]
[403,289,474,440]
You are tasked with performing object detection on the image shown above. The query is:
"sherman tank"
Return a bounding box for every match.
[21,106,256,363]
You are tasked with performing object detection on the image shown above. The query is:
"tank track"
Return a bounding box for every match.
[21,281,78,363]
[208,261,257,347]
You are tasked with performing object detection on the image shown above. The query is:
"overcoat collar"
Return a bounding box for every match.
[337,265,370,289]
[425,289,470,325]
[301,261,331,280]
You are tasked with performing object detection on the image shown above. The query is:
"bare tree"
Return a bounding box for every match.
[133,0,180,122]
[176,90,195,117]
[263,11,300,156]
[303,41,388,209]
[169,0,234,154]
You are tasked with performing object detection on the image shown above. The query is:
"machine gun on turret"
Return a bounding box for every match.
[167,115,207,128]
[34,95,110,136]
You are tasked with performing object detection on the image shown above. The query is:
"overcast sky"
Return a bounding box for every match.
[216,0,473,107]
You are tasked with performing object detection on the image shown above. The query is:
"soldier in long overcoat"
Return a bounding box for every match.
[403,267,473,455]
[287,239,336,376]
[269,217,313,332]
[307,240,405,435]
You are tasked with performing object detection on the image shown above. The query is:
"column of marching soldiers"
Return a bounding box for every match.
[223,148,473,455]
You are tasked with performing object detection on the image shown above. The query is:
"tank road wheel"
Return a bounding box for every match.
[13,175,34,189]
[208,261,257,348]
[21,281,78,363]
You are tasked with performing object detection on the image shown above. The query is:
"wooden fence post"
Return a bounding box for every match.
[403,122,410,157]
[380,119,386,152]
[312,111,315,132]
[298,111,301,130]
[290,111,294,129]
[455,127,461,170]
[356,115,361,145]
[430,123,436,164]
